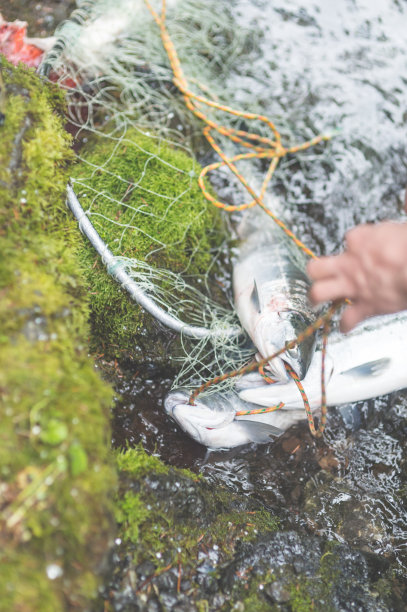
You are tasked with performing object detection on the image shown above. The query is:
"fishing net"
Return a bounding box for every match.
[40,0,333,402]
[39,0,260,390]
[41,0,251,140]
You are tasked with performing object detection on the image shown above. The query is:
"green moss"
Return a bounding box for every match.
[209,508,279,550]
[281,544,342,612]
[0,58,116,610]
[2,554,62,612]
[116,444,170,478]
[114,447,280,584]
[240,594,275,612]
[73,130,220,271]
[116,444,202,482]
[289,582,315,612]
[71,128,225,361]
[114,491,150,544]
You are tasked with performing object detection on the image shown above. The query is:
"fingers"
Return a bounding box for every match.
[344,224,370,250]
[309,277,354,305]
[308,220,407,331]
[307,253,357,305]
[307,255,341,280]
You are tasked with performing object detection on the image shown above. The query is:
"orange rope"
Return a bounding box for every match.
[188,304,338,402]
[284,362,325,438]
[258,364,277,384]
[143,0,331,258]
[145,0,340,437]
[235,403,284,417]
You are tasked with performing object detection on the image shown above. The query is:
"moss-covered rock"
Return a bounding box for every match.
[106,446,280,610]
[71,129,225,363]
[107,445,407,611]
[0,57,117,611]
[216,533,403,611]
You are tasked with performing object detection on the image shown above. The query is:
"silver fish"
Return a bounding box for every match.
[233,217,317,382]
[167,312,407,449]
[239,311,407,410]
[165,389,283,449]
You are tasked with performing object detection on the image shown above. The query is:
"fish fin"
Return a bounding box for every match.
[238,419,283,443]
[339,358,390,378]
[251,279,261,313]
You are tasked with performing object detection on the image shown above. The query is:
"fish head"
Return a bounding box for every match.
[253,310,316,381]
[165,389,282,448]
[164,389,236,446]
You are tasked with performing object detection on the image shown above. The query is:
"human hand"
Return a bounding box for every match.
[307,221,407,332]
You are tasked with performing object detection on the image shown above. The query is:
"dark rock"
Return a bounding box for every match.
[136,561,156,580]
[210,593,226,608]
[146,599,162,612]
[172,604,198,612]
[155,569,178,592]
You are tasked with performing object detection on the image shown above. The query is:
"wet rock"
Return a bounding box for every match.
[106,447,279,609]
[210,593,226,608]
[136,561,156,580]
[155,569,178,592]
[264,580,291,603]
[107,448,407,611]
[143,472,221,528]
[219,531,395,611]
[157,592,179,609]
[304,470,387,551]
[171,603,198,612]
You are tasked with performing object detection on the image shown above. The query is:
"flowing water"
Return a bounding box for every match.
[112,0,407,579]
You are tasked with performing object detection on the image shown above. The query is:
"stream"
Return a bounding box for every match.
[111,0,407,579]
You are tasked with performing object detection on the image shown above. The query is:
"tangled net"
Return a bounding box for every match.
[39,0,261,390]
[41,0,250,138]
[40,0,336,419]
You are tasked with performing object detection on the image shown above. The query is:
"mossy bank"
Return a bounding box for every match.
[0,57,116,611]
[0,56,226,611]
[108,446,281,611]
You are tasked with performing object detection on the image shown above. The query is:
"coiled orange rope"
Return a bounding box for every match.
[145,0,339,437]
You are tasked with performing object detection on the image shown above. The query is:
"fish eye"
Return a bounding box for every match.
[285,342,298,359]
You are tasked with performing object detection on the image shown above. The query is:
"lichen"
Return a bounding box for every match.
[0,57,117,610]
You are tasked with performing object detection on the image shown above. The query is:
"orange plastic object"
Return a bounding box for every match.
[0,14,44,68]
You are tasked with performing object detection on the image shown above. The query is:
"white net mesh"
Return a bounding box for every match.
[41,0,251,140]
[40,0,259,390]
